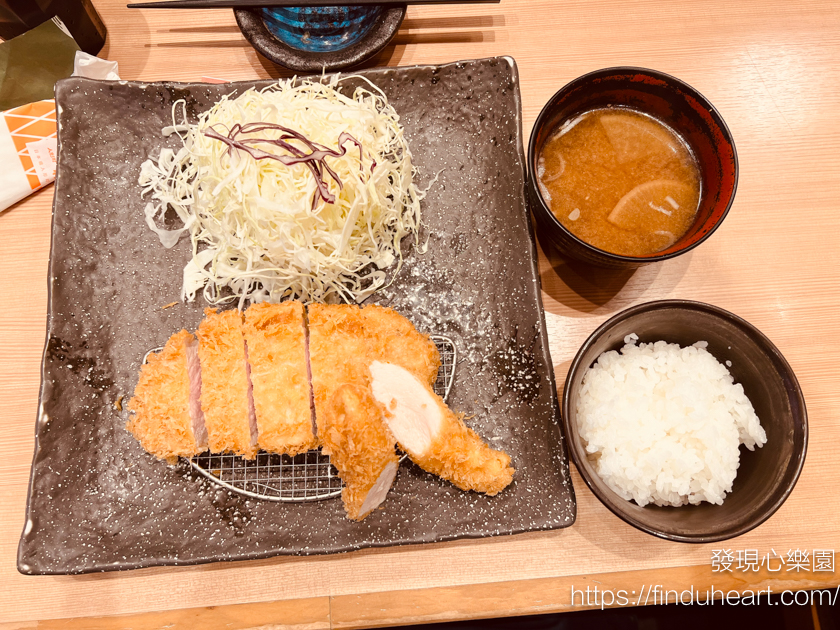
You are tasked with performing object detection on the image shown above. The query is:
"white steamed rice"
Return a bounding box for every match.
[576,334,766,507]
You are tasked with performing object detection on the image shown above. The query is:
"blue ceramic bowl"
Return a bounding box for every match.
[235,5,406,73]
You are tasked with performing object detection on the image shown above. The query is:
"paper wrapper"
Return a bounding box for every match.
[0,99,57,211]
[0,53,126,212]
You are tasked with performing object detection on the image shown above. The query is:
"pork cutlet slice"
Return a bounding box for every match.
[307,303,370,438]
[360,304,440,386]
[243,301,316,456]
[308,303,441,436]
[196,308,258,459]
[127,330,208,463]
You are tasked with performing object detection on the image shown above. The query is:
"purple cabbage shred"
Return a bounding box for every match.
[203,122,369,210]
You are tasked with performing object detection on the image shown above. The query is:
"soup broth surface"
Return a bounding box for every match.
[537,107,701,256]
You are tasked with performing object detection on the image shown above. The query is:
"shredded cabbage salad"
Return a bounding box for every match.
[139,76,424,305]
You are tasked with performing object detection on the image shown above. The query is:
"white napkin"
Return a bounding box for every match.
[71,51,121,80]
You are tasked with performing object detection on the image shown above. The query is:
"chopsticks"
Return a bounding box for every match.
[128,0,500,8]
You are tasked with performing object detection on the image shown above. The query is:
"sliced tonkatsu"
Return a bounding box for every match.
[307,303,371,438]
[127,330,207,463]
[307,303,441,437]
[127,301,515,517]
[243,301,316,456]
[196,308,258,459]
[361,304,440,386]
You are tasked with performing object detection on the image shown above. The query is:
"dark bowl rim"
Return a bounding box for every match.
[527,66,739,265]
[561,299,808,543]
[235,5,406,73]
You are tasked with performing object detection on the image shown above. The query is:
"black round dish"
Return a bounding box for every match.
[562,300,807,543]
[527,67,738,268]
[235,6,406,73]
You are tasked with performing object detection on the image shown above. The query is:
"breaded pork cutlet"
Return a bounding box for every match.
[127,330,207,463]
[369,360,514,495]
[196,308,258,459]
[127,301,514,508]
[308,304,441,436]
[243,301,316,456]
[307,304,370,437]
[308,303,515,496]
[361,305,440,386]
[321,384,399,520]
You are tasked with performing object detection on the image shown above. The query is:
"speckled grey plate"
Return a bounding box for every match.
[19,57,576,575]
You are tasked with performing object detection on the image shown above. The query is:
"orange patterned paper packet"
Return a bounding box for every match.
[0,99,57,211]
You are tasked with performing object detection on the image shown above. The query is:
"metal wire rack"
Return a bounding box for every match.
[191,449,342,501]
[144,335,457,502]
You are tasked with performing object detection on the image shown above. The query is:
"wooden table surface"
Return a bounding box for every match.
[1,0,839,627]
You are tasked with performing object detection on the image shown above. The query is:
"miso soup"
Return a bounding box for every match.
[537,108,701,257]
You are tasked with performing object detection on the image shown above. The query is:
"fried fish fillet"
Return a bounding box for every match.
[321,384,399,520]
[127,330,207,463]
[196,308,258,459]
[369,360,514,495]
[243,301,316,456]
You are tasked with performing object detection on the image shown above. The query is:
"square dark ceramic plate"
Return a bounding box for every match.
[18,57,576,575]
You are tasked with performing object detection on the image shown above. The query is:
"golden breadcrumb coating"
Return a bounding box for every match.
[128,301,511,506]
[321,384,398,520]
[361,304,440,385]
[244,301,316,456]
[308,303,440,440]
[372,361,514,496]
[127,330,202,464]
[196,308,258,459]
[308,304,371,437]
[414,407,514,496]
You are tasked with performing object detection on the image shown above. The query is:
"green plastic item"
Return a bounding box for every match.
[0,19,79,111]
